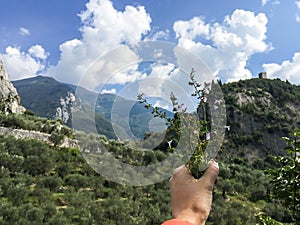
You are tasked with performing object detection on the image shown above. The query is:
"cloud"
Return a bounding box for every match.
[262,0,280,6]
[0,46,47,80]
[145,29,170,41]
[153,100,171,110]
[296,0,300,22]
[76,45,144,90]
[0,1,276,88]
[19,27,30,36]
[261,0,269,6]
[138,63,176,97]
[100,88,116,94]
[173,9,271,82]
[263,52,300,84]
[174,17,209,40]
[28,45,49,60]
[47,0,151,88]
[108,63,147,85]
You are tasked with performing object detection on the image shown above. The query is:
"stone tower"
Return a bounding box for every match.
[258,72,267,79]
[0,60,26,114]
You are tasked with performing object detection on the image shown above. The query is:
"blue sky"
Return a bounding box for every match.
[1,0,300,90]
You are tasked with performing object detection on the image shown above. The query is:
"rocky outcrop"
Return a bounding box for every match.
[55,92,76,123]
[0,60,26,114]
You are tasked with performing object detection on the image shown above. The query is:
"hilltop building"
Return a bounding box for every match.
[258,72,267,79]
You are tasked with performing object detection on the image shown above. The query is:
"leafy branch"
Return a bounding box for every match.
[137,69,214,179]
[266,129,300,221]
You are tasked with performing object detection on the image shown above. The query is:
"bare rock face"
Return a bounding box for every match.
[55,92,76,123]
[0,60,26,114]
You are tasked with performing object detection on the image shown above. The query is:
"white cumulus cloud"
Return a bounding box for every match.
[263,52,300,84]
[174,17,209,40]
[173,9,271,82]
[29,45,49,60]
[0,46,47,80]
[47,0,152,88]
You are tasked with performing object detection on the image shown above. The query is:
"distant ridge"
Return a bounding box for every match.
[13,76,72,118]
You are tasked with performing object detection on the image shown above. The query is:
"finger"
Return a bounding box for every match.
[200,160,219,187]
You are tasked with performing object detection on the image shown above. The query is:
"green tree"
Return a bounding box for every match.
[49,131,65,146]
[267,129,300,221]
[257,215,283,225]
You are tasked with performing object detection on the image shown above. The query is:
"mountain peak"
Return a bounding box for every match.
[0,60,26,114]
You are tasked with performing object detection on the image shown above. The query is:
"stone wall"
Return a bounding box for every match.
[0,126,78,148]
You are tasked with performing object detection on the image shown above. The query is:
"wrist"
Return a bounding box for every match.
[173,210,207,225]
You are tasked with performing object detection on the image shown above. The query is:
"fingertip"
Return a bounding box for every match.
[172,165,186,176]
[208,160,219,172]
[202,160,219,185]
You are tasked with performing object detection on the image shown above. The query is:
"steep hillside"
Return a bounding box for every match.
[221,78,300,162]
[13,76,117,139]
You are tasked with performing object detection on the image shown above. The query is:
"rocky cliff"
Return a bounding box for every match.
[0,60,25,114]
[222,78,300,161]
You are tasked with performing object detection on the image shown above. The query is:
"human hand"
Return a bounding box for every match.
[169,160,219,225]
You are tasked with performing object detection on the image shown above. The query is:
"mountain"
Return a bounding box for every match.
[13,75,300,160]
[13,76,118,139]
[3,74,300,224]
[221,78,300,162]
[13,76,72,118]
[0,60,25,114]
[13,76,172,140]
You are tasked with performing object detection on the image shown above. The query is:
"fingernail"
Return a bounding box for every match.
[208,159,218,166]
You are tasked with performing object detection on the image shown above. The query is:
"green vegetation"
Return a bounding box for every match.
[0,134,172,225]
[266,129,300,222]
[221,78,300,161]
[0,130,297,224]
[0,113,73,137]
[1,77,299,224]
[137,70,220,179]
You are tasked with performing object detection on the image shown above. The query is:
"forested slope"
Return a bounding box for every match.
[0,77,299,224]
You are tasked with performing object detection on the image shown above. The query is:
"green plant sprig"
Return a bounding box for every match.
[137,69,211,179]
